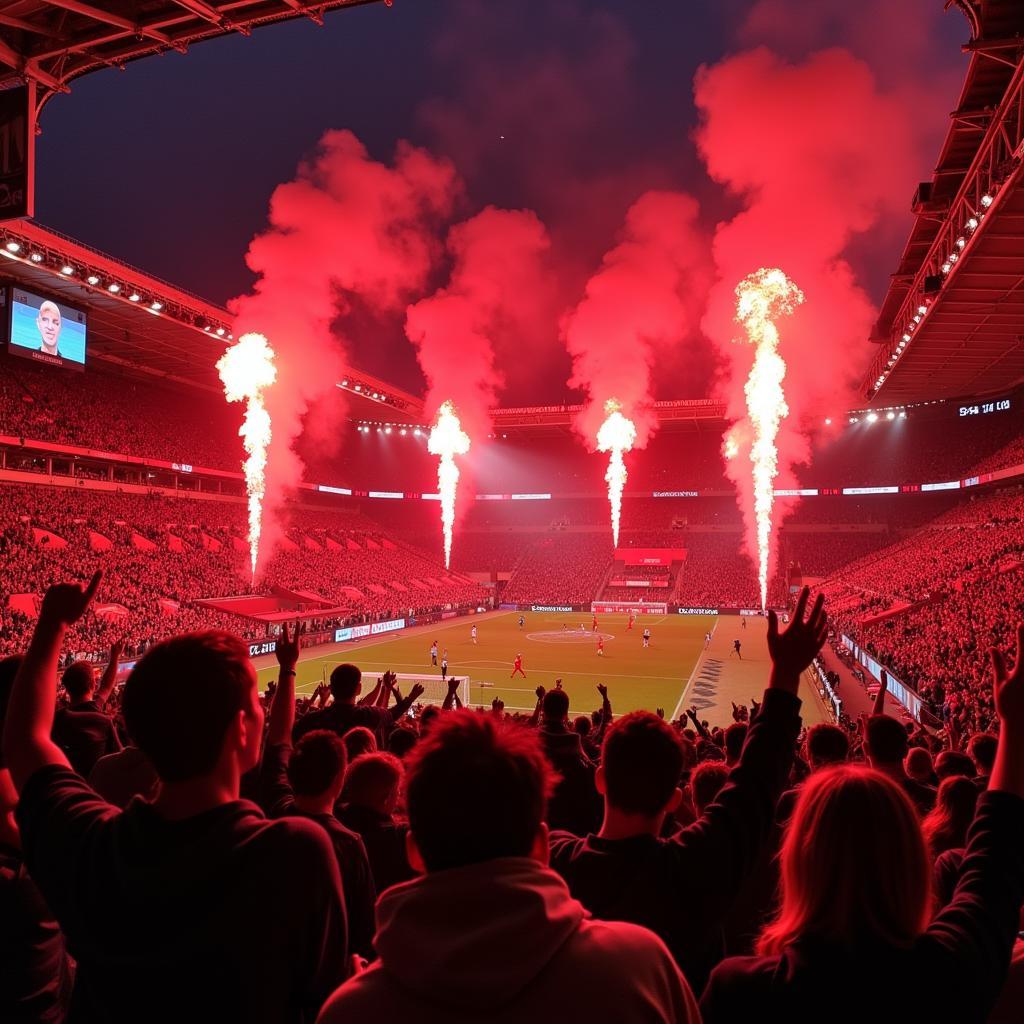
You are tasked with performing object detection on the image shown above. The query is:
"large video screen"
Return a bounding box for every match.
[7,286,87,370]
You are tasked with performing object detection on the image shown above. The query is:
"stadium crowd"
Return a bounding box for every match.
[0,583,1021,1023]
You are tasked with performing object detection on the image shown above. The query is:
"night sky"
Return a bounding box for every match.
[33,0,966,400]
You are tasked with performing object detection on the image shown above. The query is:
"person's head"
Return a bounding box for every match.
[805,723,850,769]
[418,705,440,733]
[387,726,418,759]
[62,660,96,703]
[343,751,403,815]
[36,301,61,352]
[922,775,979,857]
[541,687,569,724]
[123,631,262,784]
[696,739,725,763]
[343,725,377,760]
[287,730,347,801]
[573,715,591,738]
[404,710,555,872]
[599,711,684,818]
[934,750,975,781]
[690,761,730,815]
[328,663,362,703]
[968,733,997,776]
[724,723,747,764]
[865,714,909,768]
[904,746,935,784]
[759,765,930,955]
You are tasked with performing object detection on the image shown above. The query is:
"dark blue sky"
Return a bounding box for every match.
[32,0,966,397]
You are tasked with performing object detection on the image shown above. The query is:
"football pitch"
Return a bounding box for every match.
[258,610,718,717]
[256,609,830,727]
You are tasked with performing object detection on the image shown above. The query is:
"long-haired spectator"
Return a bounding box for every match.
[922,775,979,860]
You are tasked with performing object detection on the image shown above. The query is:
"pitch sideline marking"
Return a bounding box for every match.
[671,615,720,722]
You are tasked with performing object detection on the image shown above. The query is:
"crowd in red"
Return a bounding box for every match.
[1,582,1021,1022]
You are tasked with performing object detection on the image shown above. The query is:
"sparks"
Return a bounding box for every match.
[428,400,471,568]
[216,333,277,580]
[734,268,803,610]
[596,399,637,547]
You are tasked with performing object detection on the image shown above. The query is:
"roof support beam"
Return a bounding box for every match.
[41,0,174,47]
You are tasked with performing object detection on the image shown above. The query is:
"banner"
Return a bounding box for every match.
[608,579,670,588]
[248,639,277,657]
[0,84,34,220]
[614,548,685,565]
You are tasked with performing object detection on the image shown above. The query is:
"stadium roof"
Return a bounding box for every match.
[0,1,383,104]
[864,0,1024,404]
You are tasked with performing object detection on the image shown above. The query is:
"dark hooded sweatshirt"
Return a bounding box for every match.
[317,856,701,1023]
[16,765,348,1023]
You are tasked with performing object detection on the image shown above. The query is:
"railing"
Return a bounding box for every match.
[864,56,1024,397]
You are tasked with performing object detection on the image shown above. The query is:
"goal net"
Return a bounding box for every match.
[591,600,668,615]
[319,665,470,708]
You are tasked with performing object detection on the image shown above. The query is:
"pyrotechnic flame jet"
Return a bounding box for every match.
[734,268,804,610]
[216,333,277,581]
[596,399,637,547]
[428,400,471,569]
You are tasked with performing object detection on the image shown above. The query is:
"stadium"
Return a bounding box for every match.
[1,2,1023,1021]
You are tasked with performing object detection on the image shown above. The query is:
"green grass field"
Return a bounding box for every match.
[257,610,718,716]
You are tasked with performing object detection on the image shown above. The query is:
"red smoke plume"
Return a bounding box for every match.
[405,205,551,457]
[562,190,711,446]
[694,46,923,573]
[230,130,459,572]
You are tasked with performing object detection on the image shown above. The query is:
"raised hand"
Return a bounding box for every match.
[991,623,1024,727]
[408,683,426,702]
[40,570,102,627]
[767,586,828,689]
[596,683,608,700]
[110,639,124,661]
[555,678,563,690]
[447,677,461,692]
[656,707,665,720]
[535,685,546,700]
[275,621,302,670]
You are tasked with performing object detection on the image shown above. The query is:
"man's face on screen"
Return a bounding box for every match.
[37,304,62,352]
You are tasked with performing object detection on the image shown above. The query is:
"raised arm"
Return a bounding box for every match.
[920,624,1024,1019]
[528,684,546,727]
[358,675,384,706]
[5,572,102,790]
[95,639,124,709]
[390,678,424,720]
[267,622,302,747]
[873,669,888,717]
[442,676,460,711]
[592,683,613,743]
[674,588,826,913]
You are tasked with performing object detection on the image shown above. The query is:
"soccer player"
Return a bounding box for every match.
[471,625,478,645]
[627,613,635,631]
[597,637,605,657]
[642,628,651,649]
[511,654,526,679]
[704,631,712,649]
[732,639,742,659]
[441,656,449,681]
[518,615,525,629]
[592,615,598,632]
[741,616,747,629]
[430,642,438,666]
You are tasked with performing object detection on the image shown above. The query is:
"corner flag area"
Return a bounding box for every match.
[257,610,829,724]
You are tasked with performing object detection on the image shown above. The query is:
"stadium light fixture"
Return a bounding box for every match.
[956,237,965,250]
[981,194,993,207]
[385,426,392,434]
[129,293,140,302]
[967,217,978,231]
[87,274,100,285]
[354,384,362,392]
[107,283,121,293]
[216,327,225,336]
[886,411,895,420]
[150,301,162,311]
[5,241,19,253]
[341,379,349,387]
[900,410,907,418]
[29,252,43,262]
[61,265,74,275]
[400,428,407,436]
[866,412,878,423]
